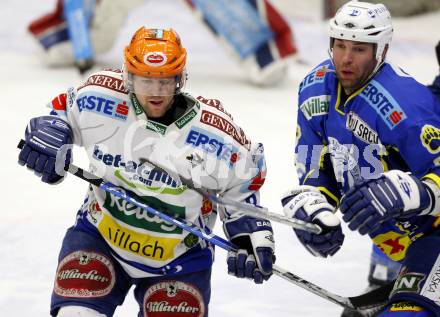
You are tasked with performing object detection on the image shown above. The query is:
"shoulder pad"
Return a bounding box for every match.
[196,95,234,120]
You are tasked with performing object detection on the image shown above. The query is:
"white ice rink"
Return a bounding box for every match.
[1,1,439,316]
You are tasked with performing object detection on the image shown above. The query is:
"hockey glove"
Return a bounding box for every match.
[223,215,275,284]
[340,170,433,235]
[282,186,344,258]
[18,116,73,184]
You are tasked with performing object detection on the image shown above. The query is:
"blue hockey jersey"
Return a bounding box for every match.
[296,59,440,261]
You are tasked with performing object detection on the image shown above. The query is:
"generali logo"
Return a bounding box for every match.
[144,52,167,66]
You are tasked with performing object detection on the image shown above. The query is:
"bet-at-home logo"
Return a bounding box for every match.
[300,95,330,120]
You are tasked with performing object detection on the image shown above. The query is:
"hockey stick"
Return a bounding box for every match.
[140,158,322,234]
[17,140,393,313]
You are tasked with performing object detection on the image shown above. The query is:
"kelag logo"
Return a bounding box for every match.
[185,127,240,167]
[77,92,129,121]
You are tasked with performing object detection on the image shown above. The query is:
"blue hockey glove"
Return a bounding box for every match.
[223,215,275,284]
[282,186,344,258]
[340,170,433,236]
[18,115,73,184]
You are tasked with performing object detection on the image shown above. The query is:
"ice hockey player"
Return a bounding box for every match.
[17,26,275,316]
[28,0,297,86]
[280,1,440,316]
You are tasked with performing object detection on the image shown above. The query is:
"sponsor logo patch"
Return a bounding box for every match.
[146,120,167,135]
[144,52,167,66]
[185,127,240,167]
[360,80,406,129]
[200,197,213,217]
[87,200,102,224]
[200,110,250,149]
[196,96,233,119]
[389,302,423,312]
[372,232,411,261]
[51,93,67,111]
[346,112,380,144]
[77,74,128,94]
[92,145,183,194]
[391,269,426,297]
[143,281,205,317]
[54,251,115,298]
[421,254,440,305]
[176,109,197,129]
[300,95,330,120]
[103,191,185,234]
[299,64,330,93]
[98,214,180,261]
[421,124,440,154]
[77,92,129,121]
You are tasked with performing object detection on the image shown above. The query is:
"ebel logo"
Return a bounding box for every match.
[77,92,129,121]
[346,112,380,144]
[186,127,239,167]
[360,80,406,129]
[300,95,330,120]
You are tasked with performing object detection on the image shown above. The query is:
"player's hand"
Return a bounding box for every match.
[340,170,432,235]
[223,215,275,284]
[282,186,344,257]
[18,116,73,184]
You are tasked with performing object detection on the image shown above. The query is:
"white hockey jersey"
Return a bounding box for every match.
[48,69,266,278]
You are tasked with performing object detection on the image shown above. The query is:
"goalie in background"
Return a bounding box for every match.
[27,0,297,85]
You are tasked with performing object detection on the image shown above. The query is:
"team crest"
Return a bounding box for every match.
[54,251,115,298]
[143,281,205,317]
[421,124,440,154]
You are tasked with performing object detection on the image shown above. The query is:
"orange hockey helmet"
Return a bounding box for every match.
[124,27,187,78]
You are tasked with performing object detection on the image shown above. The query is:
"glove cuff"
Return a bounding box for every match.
[282,189,334,218]
[384,170,431,216]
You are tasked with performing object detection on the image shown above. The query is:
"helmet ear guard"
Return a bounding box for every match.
[328,1,393,63]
